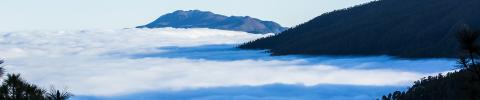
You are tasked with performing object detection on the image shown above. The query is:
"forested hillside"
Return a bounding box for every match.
[240,0,480,58]
[380,68,480,100]
[381,29,480,100]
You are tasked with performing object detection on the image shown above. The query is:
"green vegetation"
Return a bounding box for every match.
[0,60,72,100]
[381,28,480,100]
[240,0,480,58]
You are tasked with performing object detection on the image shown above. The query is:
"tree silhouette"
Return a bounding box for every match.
[0,60,4,77]
[457,27,480,78]
[46,90,72,100]
[380,28,480,100]
[0,74,46,100]
[0,60,72,100]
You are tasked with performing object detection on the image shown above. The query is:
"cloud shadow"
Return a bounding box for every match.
[72,84,405,100]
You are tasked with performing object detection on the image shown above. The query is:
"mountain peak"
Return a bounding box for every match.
[137,10,287,34]
[171,10,213,15]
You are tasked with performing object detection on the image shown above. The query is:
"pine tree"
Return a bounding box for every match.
[381,27,480,100]
[0,60,72,100]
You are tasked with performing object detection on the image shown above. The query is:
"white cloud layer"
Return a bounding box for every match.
[0,28,454,96]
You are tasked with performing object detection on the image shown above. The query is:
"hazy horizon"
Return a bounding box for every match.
[0,0,374,32]
[0,28,456,100]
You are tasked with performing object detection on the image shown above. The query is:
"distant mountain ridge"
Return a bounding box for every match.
[137,10,287,34]
[240,0,480,58]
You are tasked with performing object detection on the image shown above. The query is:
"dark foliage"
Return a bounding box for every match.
[380,28,480,100]
[0,61,72,100]
[239,0,480,58]
[381,68,480,100]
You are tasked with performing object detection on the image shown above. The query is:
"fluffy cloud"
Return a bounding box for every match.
[0,28,454,97]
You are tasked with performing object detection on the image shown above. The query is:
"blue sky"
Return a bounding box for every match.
[0,0,373,31]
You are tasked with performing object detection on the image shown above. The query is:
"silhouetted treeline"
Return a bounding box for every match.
[0,60,72,100]
[381,68,480,100]
[239,0,480,58]
[380,28,480,100]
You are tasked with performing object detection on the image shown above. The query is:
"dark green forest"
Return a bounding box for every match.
[381,29,480,100]
[381,68,480,100]
[239,0,480,58]
[0,61,72,100]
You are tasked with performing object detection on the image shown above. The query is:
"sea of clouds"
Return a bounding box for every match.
[0,28,456,100]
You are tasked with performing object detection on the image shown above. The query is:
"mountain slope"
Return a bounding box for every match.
[239,0,480,58]
[382,68,480,100]
[137,10,287,34]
